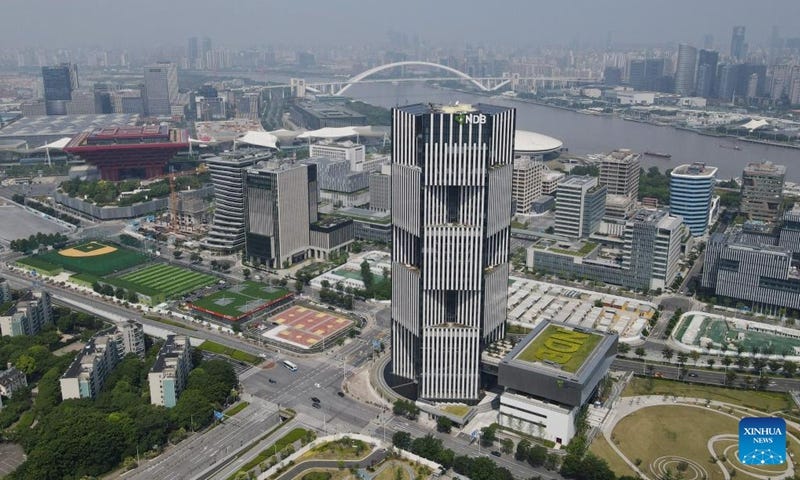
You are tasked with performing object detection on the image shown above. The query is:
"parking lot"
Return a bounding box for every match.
[0,442,25,477]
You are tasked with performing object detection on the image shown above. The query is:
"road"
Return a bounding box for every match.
[612,357,800,392]
[274,449,388,480]
[124,400,281,480]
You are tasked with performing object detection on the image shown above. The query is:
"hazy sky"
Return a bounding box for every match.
[2,0,799,50]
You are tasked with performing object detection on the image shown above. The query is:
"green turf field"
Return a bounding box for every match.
[517,324,602,373]
[17,242,148,276]
[117,264,216,300]
[191,281,290,318]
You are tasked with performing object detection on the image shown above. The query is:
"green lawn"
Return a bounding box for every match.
[190,281,290,318]
[197,340,261,365]
[19,242,148,276]
[224,401,250,417]
[516,324,602,373]
[117,264,216,299]
[623,377,793,412]
[613,405,740,480]
[441,404,470,417]
[588,435,638,478]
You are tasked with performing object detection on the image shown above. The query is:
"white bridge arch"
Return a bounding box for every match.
[333,61,493,96]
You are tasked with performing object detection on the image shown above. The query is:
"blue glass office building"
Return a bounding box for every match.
[670,163,718,236]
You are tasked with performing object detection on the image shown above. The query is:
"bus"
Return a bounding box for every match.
[282,360,298,372]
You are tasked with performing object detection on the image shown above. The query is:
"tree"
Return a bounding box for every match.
[707,358,716,369]
[173,250,183,259]
[515,439,531,461]
[721,356,733,367]
[115,287,127,300]
[617,343,630,355]
[501,438,514,455]
[690,350,701,365]
[676,352,688,366]
[242,268,251,279]
[661,347,674,362]
[635,347,646,360]
[436,416,453,433]
[480,424,497,447]
[784,361,797,377]
[725,370,737,386]
[294,280,303,293]
[126,290,139,303]
[16,353,36,375]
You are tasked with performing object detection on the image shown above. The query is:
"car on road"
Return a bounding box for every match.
[312,402,321,409]
[311,397,321,403]
[654,372,663,378]
[490,451,501,457]
[337,391,345,397]
[268,378,276,384]
[688,373,698,377]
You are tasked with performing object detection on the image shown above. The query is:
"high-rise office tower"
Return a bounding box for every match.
[245,161,318,269]
[740,162,786,224]
[512,156,544,214]
[554,176,607,239]
[599,149,640,199]
[187,37,199,69]
[670,163,718,236]
[627,58,665,91]
[390,103,515,402]
[204,150,265,252]
[731,26,747,62]
[696,49,719,98]
[143,62,178,116]
[703,34,714,50]
[42,63,79,115]
[674,44,698,96]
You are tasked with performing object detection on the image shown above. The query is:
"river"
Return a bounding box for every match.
[342,82,800,182]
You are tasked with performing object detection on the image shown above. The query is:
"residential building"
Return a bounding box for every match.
[599,149,640,198]
[391,103,515,402]
[0,365,27,398]
[740,162,786,224]
[369,165,391,212]
[244,161,318,268]
[674,44,698,96]
[0,278,10,305]
[670,163,718,236]
[144,62,178,117]
[554,176,607,239]
[512,156,544,214]
[148,335,192,408]
[112,320,145,358]
[60,332,121,400]
[204,150,265,252]
[42,63,79,115]
[0,290,53,337]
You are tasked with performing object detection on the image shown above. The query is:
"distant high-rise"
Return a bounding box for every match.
[391,103,515,402]
[627,58,665,91]
[599,149,640,199]
[187,37,199,68]
[703,34,714,50]
[670,163,718,236]
[674,44,698,96]
[696,49,719,98]
[42,63,78,115]
[143,62,178,117]
[603,66,623,86]
[740,162,786,224]
[731,26,747,61]
[555,176,607,239]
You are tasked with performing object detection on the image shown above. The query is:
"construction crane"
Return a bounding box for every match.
[149,164,207,233]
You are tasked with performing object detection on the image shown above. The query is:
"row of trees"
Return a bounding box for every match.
[11,194,81,226]
[91,281,140,303]
[9,232,69,253]
[391,432,514,480]
[319,286,354,310]
[392,399,420,420]
[358,260,391,300]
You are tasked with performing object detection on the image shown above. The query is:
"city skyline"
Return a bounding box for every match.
[1,0,799,50]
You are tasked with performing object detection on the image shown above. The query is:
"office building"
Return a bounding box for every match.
[541,170,565,195]
[627,58,665,91]
[554,176,607,239]
[187,37,199,69]
[309,142,380,172]
[309,217,355,260]
[204,150,266,252]
[369,165,392,212]
[731,26,747,62]
[244,161,318,269]
[603,66,623,86]
[290,101,366,129]
[302,157,370,207]
[0,290,53,337]
[0,364,27,400]
[703,228,800,311]
[740,162,786,224]
[337,207,392,243]
[148,335,192,408]
[717,63,767,101]
[670,163,718,236]
[530,209,685,291]
[599,149,640,199]
[391,103,515,402]
[42,63,79,115]
[674,44,698,96]
[512,156,544,214]
[696,49,719,98]
[144,62,178,117]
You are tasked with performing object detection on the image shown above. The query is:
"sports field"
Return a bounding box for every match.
[263,305,353,349]
[17,241,148,276]
[516,324,602,373]
[190,281,291,321]
[116,264,215,299]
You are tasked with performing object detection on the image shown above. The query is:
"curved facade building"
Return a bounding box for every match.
[674,44,698,96]
[391,103,515,402]
[670,163,718,236]
[203,150,266,251]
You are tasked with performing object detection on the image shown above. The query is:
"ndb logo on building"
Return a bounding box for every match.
[454,113,487,125]
[738,417,786,465]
